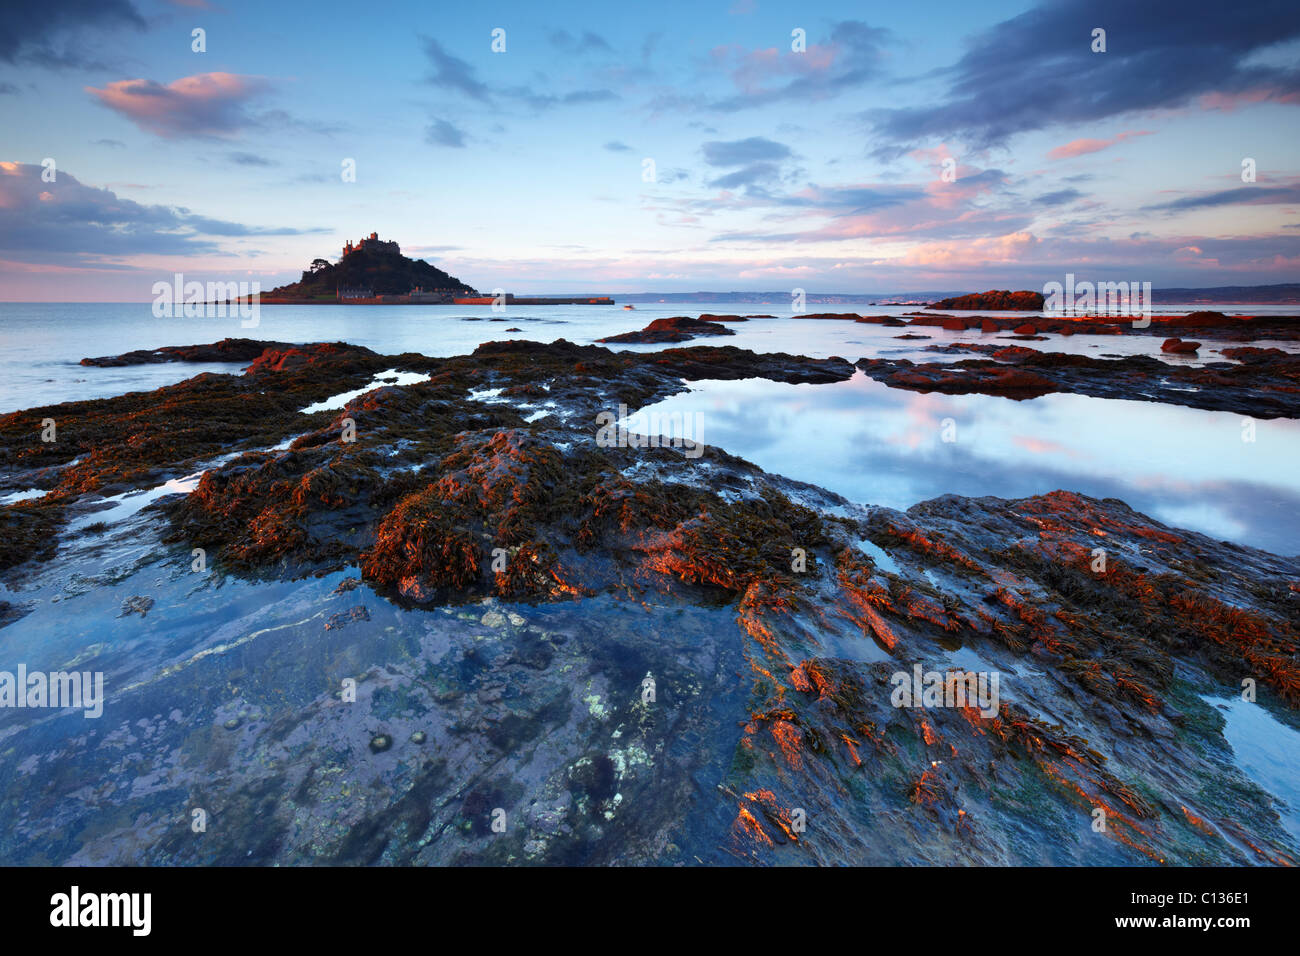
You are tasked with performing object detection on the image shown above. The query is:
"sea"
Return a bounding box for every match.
[2,301,1297,554]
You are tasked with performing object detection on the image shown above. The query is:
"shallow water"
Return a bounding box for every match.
[1205,695,1300,844]
[2,302,1295,413]
[634,371,1300,555]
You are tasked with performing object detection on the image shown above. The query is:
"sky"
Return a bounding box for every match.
[0,0,1298,299]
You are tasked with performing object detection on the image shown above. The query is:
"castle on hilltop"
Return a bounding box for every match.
[342,231,400,258]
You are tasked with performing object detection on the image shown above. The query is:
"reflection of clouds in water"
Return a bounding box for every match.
[1151,502,1246,544]
[638,373,1300,555]
[1013,435,1083,459]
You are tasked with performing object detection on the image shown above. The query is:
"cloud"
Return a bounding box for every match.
[228,152,276,166]
[511,88,619,110]
[548,30,613,55]
[420,36,492,102]
[86,73,269,138]
[604,140,632,152]
[709,21,893,111]
[1144,183,1300,212]
[420,36,619,112]
[867,0,1300,148]
[1048,130,1153,159]
[700,137,796,189]
[702,137,793,166]
[0,83,18,95]
[0,162,323,265]
[0,0,145,69]
[426,118,467,148]
[709,162,785,189]
[1036,188,1084,206]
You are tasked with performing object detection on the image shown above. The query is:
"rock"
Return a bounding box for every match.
[981,319,998,333]
[119,595,154,617]
[369,734,393,753]
[1162,338,1201,353]
[597,316,736,344]
[992,346,1039,362]
[81,338,293,368]
[324,606,370,630]
[856,348,1300,416]
[929,290,1045,311]
[1013,324,1038,335]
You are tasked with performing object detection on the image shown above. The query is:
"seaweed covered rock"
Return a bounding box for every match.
[598,316,736,344]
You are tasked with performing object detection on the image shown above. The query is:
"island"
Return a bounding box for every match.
[263,232,614,306]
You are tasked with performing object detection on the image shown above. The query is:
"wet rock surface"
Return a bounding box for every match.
[0,338,1296,865]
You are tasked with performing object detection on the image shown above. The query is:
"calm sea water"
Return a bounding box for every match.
[1,302,1297,553]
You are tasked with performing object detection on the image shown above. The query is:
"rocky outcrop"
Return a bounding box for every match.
[80,337,294,367]
[597,316,737,344]
[856,348,1300,416]
[930,290,1045,311]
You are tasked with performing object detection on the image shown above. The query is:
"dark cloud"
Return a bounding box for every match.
[0,82,18,95]
[1144,184,1300,212]
[0,162,323,265]
[604,140,632,152]
[0,0,145,70]
[426,118,467,148]
[93,138,126,148]
[867,0,1300,148]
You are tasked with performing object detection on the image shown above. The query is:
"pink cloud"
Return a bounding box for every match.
[1048,130,1152,160]
[1199,88,1300,111]
[86,73,268,138]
